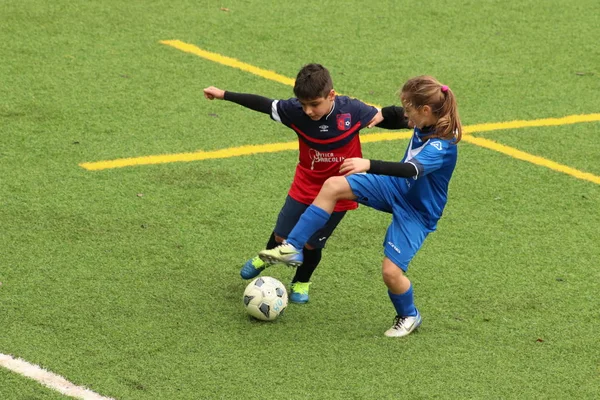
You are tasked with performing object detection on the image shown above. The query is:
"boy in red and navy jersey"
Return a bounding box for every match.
[204,63,380,303]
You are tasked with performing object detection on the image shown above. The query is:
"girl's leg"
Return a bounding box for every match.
[382,257,412,295]
[382,257,421,337]
[286,176,356,249]
[312,176,356,213]
[258,176,356,265]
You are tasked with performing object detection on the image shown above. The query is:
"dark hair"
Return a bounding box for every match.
[401,75,462,143]
[293,63,333,100]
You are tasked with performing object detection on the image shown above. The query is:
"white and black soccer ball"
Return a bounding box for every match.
[243,277,288,321]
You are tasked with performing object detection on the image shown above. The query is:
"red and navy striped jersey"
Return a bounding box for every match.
[271,96,378,211]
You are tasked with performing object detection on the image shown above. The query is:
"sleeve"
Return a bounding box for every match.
[376,106,410,130]
[271,98,297,127]
[367,160,418,178]
[223,91,274,114]
[355,101,379,127]
[408,140,446,178]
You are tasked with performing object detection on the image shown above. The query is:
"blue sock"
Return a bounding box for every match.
[388,284,417,317]
[286,205,331,249]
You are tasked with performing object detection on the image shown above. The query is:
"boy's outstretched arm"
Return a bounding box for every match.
[203,86,273,114]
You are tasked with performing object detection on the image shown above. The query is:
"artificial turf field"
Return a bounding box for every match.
[1,1,599,399]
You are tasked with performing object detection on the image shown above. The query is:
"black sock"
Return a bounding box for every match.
[265,231,279,250]
[292,248,322,283]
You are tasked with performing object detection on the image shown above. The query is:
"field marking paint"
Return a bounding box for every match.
[80,142,298,171]
[0,353,114,400]
[160,40,296,87]
[159,40,380,108]
[461,135,600,185]
[79,114,600,187]
[463,113,600,133]
[156,40,600,185]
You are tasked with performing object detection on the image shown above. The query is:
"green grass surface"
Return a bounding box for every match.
[1,1,599,399]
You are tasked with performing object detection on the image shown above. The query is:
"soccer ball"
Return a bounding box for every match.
[243,277,288,321]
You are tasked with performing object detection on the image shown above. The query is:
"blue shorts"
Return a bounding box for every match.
[346,173,433,271]
[274,196,347,249]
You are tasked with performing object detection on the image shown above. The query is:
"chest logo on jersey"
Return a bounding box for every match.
[309,149,344,170]
[319,124,329,132]
[430,141,443,151]
[336,113,352,131]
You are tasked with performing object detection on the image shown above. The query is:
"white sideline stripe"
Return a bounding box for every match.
[0,353,115,400]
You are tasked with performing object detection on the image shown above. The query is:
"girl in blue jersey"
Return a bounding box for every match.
[259,76,462,337]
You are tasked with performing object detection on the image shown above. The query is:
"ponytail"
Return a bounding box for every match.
[435,86,462,143]
[401,76,462,143]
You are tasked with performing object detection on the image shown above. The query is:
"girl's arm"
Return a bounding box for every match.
[367,160,417,177]
[340,158,417,178]
[374,106,411,130]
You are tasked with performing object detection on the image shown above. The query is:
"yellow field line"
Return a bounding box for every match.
[464,113,600,133]
[79,142,297,171]
[462,135,600,185]
[80,113,600,183]
[160,39,380,108]
[80,41,600,186]
[160,40,296,87]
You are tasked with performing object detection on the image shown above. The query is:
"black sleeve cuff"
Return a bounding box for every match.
[376,106,410,130]
[223,91,273,114]
[367,159,417,178]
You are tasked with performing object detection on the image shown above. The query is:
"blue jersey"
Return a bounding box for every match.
[398,128,458,230]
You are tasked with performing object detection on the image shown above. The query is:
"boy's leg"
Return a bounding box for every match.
[288,248,319,303]
[241,195,304,279]
[289,209,346,303]
[292,248,322,284]
[259,177,355,266]
[240,232,280,279]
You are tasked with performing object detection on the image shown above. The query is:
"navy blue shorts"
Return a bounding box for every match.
[274,195,347,249]
[346,173,433,271]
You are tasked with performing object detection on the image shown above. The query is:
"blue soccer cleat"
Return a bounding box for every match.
[258,242,303,267]
[240,256,270,280]
[289,282,311,304]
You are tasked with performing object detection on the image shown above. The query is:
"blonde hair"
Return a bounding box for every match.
[401,76,462,143]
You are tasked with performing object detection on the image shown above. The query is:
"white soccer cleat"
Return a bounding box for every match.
[258,242,303,267]
[384,312,422,338]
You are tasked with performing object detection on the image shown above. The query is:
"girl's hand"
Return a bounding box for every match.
[203,86,225,100]
[340,157,371,176]
[367,109,384,128]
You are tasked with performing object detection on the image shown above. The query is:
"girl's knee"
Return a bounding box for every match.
[323,176,349,196]
[381,259,406,283]
[382,265,402,284]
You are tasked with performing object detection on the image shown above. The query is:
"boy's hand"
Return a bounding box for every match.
[203,86,225,100]
[367,109,384,128]
[340,157,370,176]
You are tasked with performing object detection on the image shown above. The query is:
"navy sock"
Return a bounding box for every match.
[286,205,330,249]
[388,284,417,317]
[265,231,278,250]
[292,248,322,283]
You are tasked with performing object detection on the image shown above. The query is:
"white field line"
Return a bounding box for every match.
[0,353,115,400]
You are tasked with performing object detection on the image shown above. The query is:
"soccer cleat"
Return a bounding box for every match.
[258,243,304,267]
[289,282,311,304]
[240,256,270,280]
[384,311,422,338]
